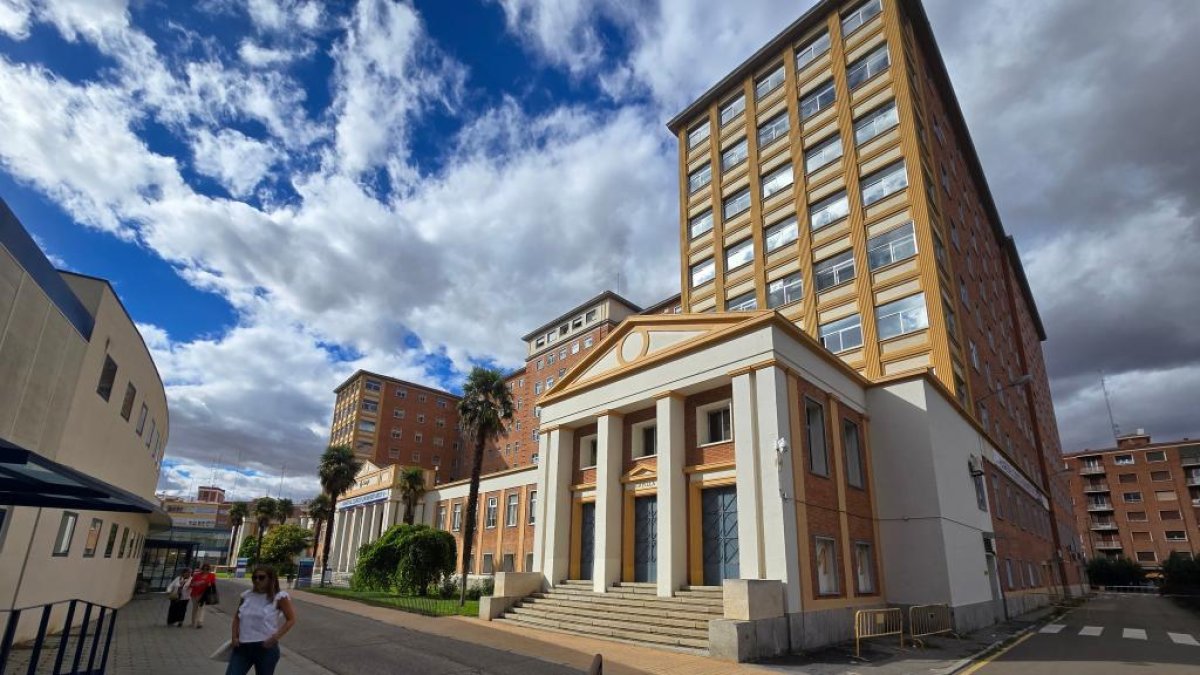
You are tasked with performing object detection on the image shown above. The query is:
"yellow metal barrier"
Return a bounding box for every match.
[908,604,953,647]
[854,608,903,658]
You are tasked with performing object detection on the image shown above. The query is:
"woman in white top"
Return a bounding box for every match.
[226,566,296,675]
[164,568,191,627]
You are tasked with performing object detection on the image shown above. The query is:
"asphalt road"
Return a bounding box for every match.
[974,593,1200,674]
[218,580,579,675]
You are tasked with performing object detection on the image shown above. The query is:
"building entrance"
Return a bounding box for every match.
[633,496,657,582]
[701,485,739,585]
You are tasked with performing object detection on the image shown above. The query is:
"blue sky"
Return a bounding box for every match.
[1,0,1197,500]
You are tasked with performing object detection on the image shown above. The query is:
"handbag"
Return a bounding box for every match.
[209,640,233,662]
[203,581,220,606]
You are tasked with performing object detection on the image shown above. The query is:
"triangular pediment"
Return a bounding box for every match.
[621,464,657,483]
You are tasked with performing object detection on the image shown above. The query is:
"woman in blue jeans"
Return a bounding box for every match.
[226,566,296,675]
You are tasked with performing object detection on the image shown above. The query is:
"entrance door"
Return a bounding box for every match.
[579,502,596,581]
[633,496,658,583]
[985,553,1006,621]
[702,485,739,585]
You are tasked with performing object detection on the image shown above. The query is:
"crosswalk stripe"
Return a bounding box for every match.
[1168,632,1199,646]
[1040,624,1065,634]
[1078,626,1102,636]
[1123,628,1147,640]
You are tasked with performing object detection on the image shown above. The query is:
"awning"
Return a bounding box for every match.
[0,438,170,528]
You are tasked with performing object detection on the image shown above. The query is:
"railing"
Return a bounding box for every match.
[1093,540,1122,550]
[0,599,118,675]
[1096,585,1157,595]
[1090,521,1117,530]
[1079,466,1105,475]
[1082,482,1109,492]
[1186,475,1200,486]
[854,608,903,658]
[1086,502,1114,512]
[908,604,954,647]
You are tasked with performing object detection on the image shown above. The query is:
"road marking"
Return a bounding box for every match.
[1123,628,1147,640]
[1168,632,1199,646]
[1078,626,1102,636]
[1039,624,1065,634]
[960,631,1036,675]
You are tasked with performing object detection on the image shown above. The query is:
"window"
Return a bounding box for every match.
[96,356,118,401]
[842,0,882,35]
[719,94,747,126]
[393,409,406,419]
[362,400,378,413]
[1155,490,1177,502]
[584,336,594,348]
[846,45,889,90]
[391,428,402,439]
[1136,551,1156,563]
[725,239,754,271]
[1146,450,1166,462]
[135,404,148,435]
[1004,559,1014,589]
[755,64,786,99]
[637,425,657,457]
[1151,470,1171,482]
[1165,531,1187,541]
[767,272,803,308]
[727,292,757,312]
[481,553,495,575]
[546,377,554,389]
[687,120,710,148]
[396,386,408,398]
[844,420,863,488]
[1123,492,1142,503]
[1160,510,1182,521]
[854,542,875,593]
[104,523,118,557]
[875,293,929,340]
[860,160,909,206]
[534,382,543,395]
[723,190,752,222]
[525,552,535,572]
[414,432,422,443]
[795,31,831,70]
[411,451,421,462]
[506,494,519,527]
[580,437,597,468]
[571,342,579,354]
[1127,511,1146,522]
[972,462,988,511]
[452,503,462,531]
[83,518,103,557]
[809,190,849,229]
[820,314,863,353]
[760,164,794,200]
[765,216,799,253]
[51,512,78,556]
[757,113,790,148]
[704,406,732,444]
[436,505,447,530]
[854,101,899,145]
[814,250,856,291]
[485,497,498,528]
[805,398,829,476]
[117,527,128,558]
[867,222,916,269]
[528,490,538,524]
[145,419,155,448]
[119,383,137,421]
[1114,454,1134,465]
[358,420,376,433]
[815,537,839,594]
[805,135,843,174]
[721,138,748,171]
[1118,473,1137,484]
[800,80,836,120]
[688,164,712,193]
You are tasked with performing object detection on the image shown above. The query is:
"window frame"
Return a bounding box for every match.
[804,134,843,174]
[760,163,795,201]
[767,272,803,308]
[846,44,890,90]
[720,138,748,172]
[690,258,716,288]
[719,93,746,126]
[875,293,930,340]
[53,511,78,557]
[725,238,754,273]
[795,31,831,71]
[805,397,830,477]
[755,63,786,100]
[96,356,118,402]
[860,160,909,206]
[799,80,836,120]
[505,493,520,527]
[843,419,864,489]
[854,541,875,594]
[853,100,899,146]
[687,163,712,194]
[819,313,864,353]
[866,221,917,270]
[764,215,799,254]
[815,536,840,595]
[814,249,856,292]
[809,190,849,230]
[756,113,790,148]
[727,291,757,312]
[687,119,710,148]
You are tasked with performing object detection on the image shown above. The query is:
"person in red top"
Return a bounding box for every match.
[189,563,217,628]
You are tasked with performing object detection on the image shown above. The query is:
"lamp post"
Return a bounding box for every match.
[976,373,1033,404]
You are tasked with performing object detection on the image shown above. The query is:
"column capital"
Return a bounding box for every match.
[750,358,782,373]
[652,390,684,401]
[540,424,562,433]
[596,409,625,419]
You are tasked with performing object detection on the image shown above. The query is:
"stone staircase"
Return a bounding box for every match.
[496,580,724,654]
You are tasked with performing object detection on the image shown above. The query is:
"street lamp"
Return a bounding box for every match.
[976,373,1032,404]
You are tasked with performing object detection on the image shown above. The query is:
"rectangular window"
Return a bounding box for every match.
[799,80,836,120]
[1160,510,1181,520]
[755,64,785,99]
[723,188,752,220]
[795,31,831,70]
[364,380,381,392]
[721,138,748,171]
[1123,492,1142,503]
[1118,472,1137,484]
[972,464,988,511]
[757,113,790,148]
[854,542,875,593]
[96,356,118,401]
[396,387,407,398]
[361,399,378,413]
[725,239,754,272]
[118,527,128,558]
[719,94,745,126]
[688,163,712,193]
[135,404,148,435]
[119,383,137,421]
[867,222,917,269]
[764,216,799,253]
[358,420,376,433]
[860,160,909,206]
[528,490,537,524]
[1165,531,1187,541]
[842,0,882,35]
[525,552,535,572]
[580,438,597,468]
[689,210,714,239]
[760,164,794,200]
[820,314,863,353]
[706,407,732,444]
[1155,490,1177,502]
[452,503,462,531]
[1146,450,1166,462]
[727,291,757,312]
[1127,511,1146,522]
[1136,551,1156,563]
[687,120,710,148]
[846,45,890,90]
[875,293,929,340]
[844,420,864,488]
[767,272,803,308]
[805,398,829,476]
[52,511,78,556]
[854,101,899,145]
[482,553,495,574]
[640,425,657,457]
[436,505,447,529]
[506,494,519,527]
[1115,454,1134,465]
[815,537,839,594]
[1151,470,1171,482]
[145,419,155,448]
[690,259,715,287]
[814,250,856,291]
[104,523,118,557]
[809,190,849,229]
[83,518,103,557]
[804,135,843,174]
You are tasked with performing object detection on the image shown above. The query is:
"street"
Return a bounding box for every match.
[971,594,1200,674]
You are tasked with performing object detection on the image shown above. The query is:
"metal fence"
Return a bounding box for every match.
[908,604,953,647]
[1096,585,1157,595]
[854,608,903,658]
[0,599,118,675]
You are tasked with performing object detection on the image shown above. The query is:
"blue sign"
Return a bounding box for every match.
[235,557,249,578]
[336,488,390,510]
[295,557,315,589]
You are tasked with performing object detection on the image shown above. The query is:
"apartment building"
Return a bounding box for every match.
[1065,431,1200,568]
[667,0,1080,592]
[329,370,463,473]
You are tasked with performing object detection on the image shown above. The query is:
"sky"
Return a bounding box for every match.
[1,0,1196,502]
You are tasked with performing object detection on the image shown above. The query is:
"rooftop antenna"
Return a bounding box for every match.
[1099,373,1121,443]
[278,464,287,499]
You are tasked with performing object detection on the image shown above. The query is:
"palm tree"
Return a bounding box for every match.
[398,466,427,525]
[318,445,363,586]
[275,498,295,525]
[456,367,513,605]
[227,501,248,564]
[307,493,333,558]
[252,497,278,566]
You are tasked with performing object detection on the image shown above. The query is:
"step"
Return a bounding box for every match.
[515,600,713,629]
[544,587,724,608]
[509,606,709,637]
[499,611,709,651]
[524,596,721,621]
[536,590,724,612]
[682,585,724,594]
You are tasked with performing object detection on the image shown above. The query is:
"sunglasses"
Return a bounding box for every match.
[253,575,268,581]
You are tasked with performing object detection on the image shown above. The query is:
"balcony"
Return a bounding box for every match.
[1182,456,1200,467]
[1187,475,1200,486]
[1080,465,1105,475]
[1083,482,1110,493]
[1086,501,1114,512]
[1091,520,1118,531]
[1094,540,1123,551]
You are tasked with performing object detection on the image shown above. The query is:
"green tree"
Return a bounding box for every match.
[275,498,295,525]
[1161,551,1200,594]
[398,467,427,526]
[456,367,513,605]
[227,501,248,564]
[307,493,333,559]
[252,497,278,566]
[351,524,455,595]
[259,523,313,575]
[1086,555,1146,587]
[318,445,363,586]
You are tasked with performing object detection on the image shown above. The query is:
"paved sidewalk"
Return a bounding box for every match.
[108,593,332,675]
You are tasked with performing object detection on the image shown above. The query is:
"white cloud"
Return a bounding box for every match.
[246,0,322,35]
[190,128,278,197]
[0,0,32,39]
[237,40,310,67]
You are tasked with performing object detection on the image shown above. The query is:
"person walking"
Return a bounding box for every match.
[165,568,192,626]
[189,563,218,628]
[226,566,296,675]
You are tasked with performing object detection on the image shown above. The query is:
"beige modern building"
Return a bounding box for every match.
[0,197,169,643]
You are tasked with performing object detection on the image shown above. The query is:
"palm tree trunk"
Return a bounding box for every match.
[320,497,338,587]
[459,434,486,605]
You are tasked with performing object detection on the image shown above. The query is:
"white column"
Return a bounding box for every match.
[732,370,765,579]
[328,511,344,571]
[656,394,687,597]
[349,507,365,568]
[532,431,552,574]
[595,413,624,592]
[335,509,351,571]
[754,365,802,613]
[541,427,575,586]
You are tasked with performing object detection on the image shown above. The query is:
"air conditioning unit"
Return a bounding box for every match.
[982,537,995,554]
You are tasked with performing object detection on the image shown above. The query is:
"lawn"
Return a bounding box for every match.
[302,587,479,617]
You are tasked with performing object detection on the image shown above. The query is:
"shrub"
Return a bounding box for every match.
[1161,552,1200,595]
[351,524,457,595]
[1086,555,1146,587]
